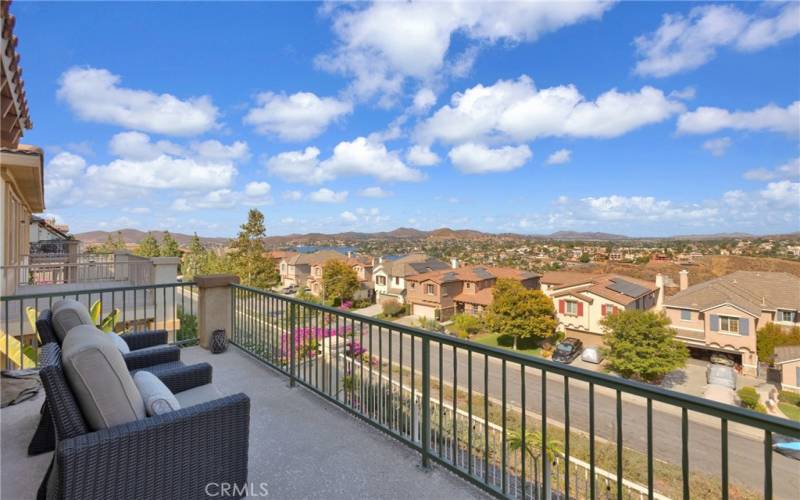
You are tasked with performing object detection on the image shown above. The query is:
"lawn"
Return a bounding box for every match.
[778,402,800,421]
[470,333,542,357]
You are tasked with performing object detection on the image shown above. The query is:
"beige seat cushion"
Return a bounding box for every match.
[52,299,93,343]
[61,325,146,430]
[174,384,223,408]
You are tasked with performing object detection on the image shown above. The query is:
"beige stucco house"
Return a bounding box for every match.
[663,271,800,376]
[1,8,40,298]
[372,254,449,305]
[406,265,541,321]
[541,272,659,347]
[774,346,800,394]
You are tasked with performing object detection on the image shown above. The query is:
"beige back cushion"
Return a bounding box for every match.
[52,299,94,343]
[61,325,146,430]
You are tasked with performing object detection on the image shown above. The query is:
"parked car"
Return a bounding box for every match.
[580,346,603,364]
[706,364,737,390]
[281,285,298,295]
[710,353,735,367]
[552,338,583,364]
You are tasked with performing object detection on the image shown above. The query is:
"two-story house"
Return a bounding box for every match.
[372,253,449,305]
[406,265,541,320]
[541,272,659,348]
[307,255,374,300]
[663,271,800,376]
[278,250,347,289]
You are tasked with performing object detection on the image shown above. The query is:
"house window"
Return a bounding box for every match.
[778,310,797,323]
[394,277,401,285]
[426,284,436,295]
[719,316,740,334]
[603,305,616,317]
[565,301,578,316]
[681,309,691,321]
[465,282,472,290]
[376,276,386,286]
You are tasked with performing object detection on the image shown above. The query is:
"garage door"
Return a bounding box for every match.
[413,304,437,319]
[565,329,604,348]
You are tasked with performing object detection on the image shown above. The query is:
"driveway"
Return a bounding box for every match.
[661,358,774,397]
[352,303,383,317]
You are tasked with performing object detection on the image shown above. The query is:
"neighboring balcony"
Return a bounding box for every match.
[1,280,799,499]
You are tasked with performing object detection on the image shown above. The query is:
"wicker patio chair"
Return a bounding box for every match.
[37,342,250,500]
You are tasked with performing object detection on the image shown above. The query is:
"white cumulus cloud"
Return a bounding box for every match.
[634,4,800,77]
[677,101,800,136]
[547,148,572,165]
[309,188,348,203]
[244,91,352,141]
[448,143,531,174]
[406,145,440,166]
[416,75,683,146]
[57,67,219,136]
[266,137,423,184]
[359,186,392,198]
[702,137,732,157]
[317,1,613,103]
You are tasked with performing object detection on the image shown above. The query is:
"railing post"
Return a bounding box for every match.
[421,337,431,469]
[289,302,296,388]
[196,274,240,349]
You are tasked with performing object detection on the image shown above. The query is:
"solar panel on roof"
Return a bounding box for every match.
[607,279,650,298]
[474,268,494,279]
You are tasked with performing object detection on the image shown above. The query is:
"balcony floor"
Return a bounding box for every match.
[1,346,486,499]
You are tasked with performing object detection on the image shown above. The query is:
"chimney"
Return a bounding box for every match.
[451,258,459,269]
[679,269,689,291]
[655,273,665,310]
[379,256,383,264]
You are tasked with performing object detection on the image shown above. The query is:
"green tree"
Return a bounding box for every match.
[322,259,359,306]
[136,232,161,257]
[756,323,800,365]
[601,310,688,383]
[484,279,558,350]
[229,209,279,289]
[160,231,180,257]
[579,253,591,263]
[182,233,208,280]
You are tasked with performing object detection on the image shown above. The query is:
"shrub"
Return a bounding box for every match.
[451,313,484,338]
[417,316,444,332]
[381,299,404,317]
[176,306,198,343]
[737,386,761,411]
[779,390,800,406]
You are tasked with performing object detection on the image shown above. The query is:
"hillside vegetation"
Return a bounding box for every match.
[588,255,800,294]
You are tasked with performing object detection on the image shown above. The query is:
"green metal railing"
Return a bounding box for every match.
[0,281,197,369]
[231,284,800,499]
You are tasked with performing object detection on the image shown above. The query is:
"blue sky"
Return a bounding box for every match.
[15,1,800,237]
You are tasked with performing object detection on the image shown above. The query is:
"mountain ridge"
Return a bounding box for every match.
[73,227,800,247]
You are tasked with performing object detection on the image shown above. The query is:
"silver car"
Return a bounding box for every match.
[580,346,603,364]
[706,364,737,390]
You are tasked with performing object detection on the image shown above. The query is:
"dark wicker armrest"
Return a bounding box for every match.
[123,344,180,371]
[120,329,169,350]
[156,363,213,393]
[56,394,250,500]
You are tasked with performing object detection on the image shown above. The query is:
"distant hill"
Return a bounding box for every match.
[75,226,800,249]
[74,229,228,248]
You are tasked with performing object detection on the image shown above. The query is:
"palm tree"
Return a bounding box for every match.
[507,429,563,462]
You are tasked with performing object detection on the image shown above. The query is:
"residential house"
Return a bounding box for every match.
[406,264,541,320]
[663,271,800,376]
[541,272,659,347]
[278,250,349,289]
[372,253,449,305]
[1,21,40,296]
[307,255,374,300]
[774,346,800,394]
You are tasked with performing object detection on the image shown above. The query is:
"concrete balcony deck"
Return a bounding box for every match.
[0,346,485,500]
